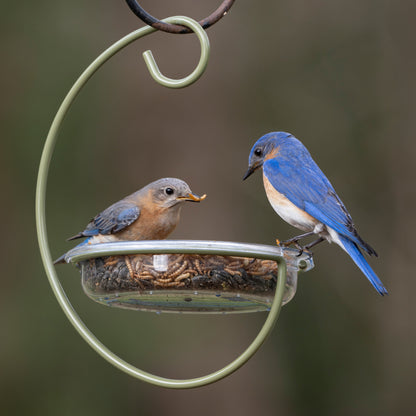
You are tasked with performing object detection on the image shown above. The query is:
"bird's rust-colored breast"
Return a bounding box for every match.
[117,190,180,241]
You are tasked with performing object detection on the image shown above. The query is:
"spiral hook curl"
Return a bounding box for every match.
[142,16,210,88]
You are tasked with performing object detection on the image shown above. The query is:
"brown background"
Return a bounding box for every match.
[1,1,415,415]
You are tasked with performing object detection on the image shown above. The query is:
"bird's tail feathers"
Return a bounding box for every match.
[67,232,84,241]
[53,253,66,265]
[53,238,90,265]
[339,235,387,295]
[355,233,378,257]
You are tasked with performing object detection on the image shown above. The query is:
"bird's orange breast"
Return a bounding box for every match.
[117,191,180,241]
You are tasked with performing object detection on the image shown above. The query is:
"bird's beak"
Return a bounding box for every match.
[243,166,256,180]
[178,193,207,202]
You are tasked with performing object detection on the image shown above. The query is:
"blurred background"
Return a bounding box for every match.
[1,0,415,414]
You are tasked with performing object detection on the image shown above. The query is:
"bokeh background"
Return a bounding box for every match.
[2,1,415,414]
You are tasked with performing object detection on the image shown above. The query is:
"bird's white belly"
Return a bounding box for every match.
[263,175,344,246]
[88,234,119,244]
[263,175,319,232]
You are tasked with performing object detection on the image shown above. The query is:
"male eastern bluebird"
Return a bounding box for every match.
[244,131,387,295]
[54,178,206,264]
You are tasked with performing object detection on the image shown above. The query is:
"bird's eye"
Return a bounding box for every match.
[165,187,174,195]
[254,148,262,157]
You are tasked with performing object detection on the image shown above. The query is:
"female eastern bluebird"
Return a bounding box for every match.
[54,178,206,264]
[244,131,387,295]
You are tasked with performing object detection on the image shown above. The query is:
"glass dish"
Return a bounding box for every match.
[64,240,314,314]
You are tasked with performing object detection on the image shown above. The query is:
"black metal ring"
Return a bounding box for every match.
[125,0,235,34]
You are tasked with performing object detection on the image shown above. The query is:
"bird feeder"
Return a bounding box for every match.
[65,240,313,313]
[36,1,315,388]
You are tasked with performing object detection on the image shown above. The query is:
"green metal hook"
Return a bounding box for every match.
[142,17,210,88]
[35,16,287,388]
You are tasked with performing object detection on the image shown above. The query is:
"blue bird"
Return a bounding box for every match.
[244,131,387,295]
[54,178,206,264]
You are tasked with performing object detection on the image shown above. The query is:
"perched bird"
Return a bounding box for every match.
[54,178,206,264]
[244,131,387,295]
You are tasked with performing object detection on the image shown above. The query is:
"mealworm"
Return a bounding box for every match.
[175,272,191,282]
[125,256,135,279]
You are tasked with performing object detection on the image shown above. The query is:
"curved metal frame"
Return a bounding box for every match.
[36,16,289,388]
[125,0,236,34]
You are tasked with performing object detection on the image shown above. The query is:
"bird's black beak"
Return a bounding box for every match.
[243,166,255,180]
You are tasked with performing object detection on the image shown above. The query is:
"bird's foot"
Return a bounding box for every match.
[281,232,322,257]
[279,238,304,256]
[281,232,313,246]
[280,237,303,249]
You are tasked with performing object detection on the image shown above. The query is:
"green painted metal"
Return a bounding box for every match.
[142,17,209,88]
[35,16,288,388]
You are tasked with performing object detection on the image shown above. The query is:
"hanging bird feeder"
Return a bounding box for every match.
[65,240,313,313]
[36,1,314,388]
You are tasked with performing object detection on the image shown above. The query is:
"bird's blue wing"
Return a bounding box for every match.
[263,156,361,243]
[82,201,140,236]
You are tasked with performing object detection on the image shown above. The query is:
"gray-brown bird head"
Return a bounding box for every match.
[146,178,206,209]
